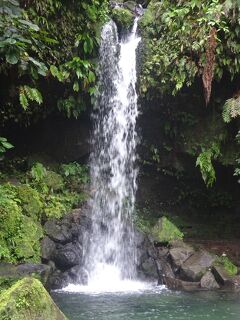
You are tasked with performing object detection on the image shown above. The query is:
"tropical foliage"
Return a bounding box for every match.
[0,161,88,263]
[139,0,240,103]
[0,0,108,127]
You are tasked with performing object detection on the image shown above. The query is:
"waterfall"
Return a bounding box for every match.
[83,19,141,290]
[62,19,142,293]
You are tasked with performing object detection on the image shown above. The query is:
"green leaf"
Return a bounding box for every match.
[6,50,19,64]
[1,141,13,149]
[19,92,29,110]
[73,81,80,92]
[76,69,83,79]
[19,19,40,31]
[88,70,96,83]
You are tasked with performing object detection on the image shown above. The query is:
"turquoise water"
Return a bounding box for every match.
[52,287,240,320]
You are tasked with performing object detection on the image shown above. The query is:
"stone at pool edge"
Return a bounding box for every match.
[180,250,216,282]
[0,277,68,320]
[169,244,195,269]
[200,271,220,290]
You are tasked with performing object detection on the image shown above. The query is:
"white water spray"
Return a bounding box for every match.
[65,19,142,293]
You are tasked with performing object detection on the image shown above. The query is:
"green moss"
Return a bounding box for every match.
[17,185,43,218]
[215,256,238,277]
[112,8,134,30]
[0,277,18,294]
[0,277,68,320]
[151,216,184,242]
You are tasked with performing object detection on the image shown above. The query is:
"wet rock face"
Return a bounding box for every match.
[41,206,92,289]
[54,242,83,270]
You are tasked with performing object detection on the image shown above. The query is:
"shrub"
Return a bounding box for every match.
[60,162,89,192]
[215,256,238,276]
[43,171,64,192]
[13,216,43,263]
[16,185,43,218]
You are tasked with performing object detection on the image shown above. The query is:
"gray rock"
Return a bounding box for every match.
[41,236,56,261]
[200,271,220,289]
[169,244,194,268]
[164,277,200,291]
[66,265,88,285]
[44,219,72,244]
[54,242,82,270]
[180,250,216,281]
[47,270,70,290]
[156,257,175,284]
[141,257,158,279]
[0,263,51,285]
[212,265,232,286]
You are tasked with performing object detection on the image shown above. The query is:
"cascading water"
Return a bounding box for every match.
[85,18,141,290]
[64,19,145,293]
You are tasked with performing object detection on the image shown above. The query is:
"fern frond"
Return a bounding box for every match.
[222,96,240,123]
[196,143,220,188]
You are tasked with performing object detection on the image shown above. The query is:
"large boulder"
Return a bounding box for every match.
[0,277,68,320]
[41,236,56,261]
[180,250,216,281]
[54,242,82,270]
[44,219,73,244]
[200,271,220,290]
[169,241,195,269]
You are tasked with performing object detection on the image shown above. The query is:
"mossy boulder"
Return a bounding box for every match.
[0,277,68,320]
[151,216,184,243]
[112,7,134,30]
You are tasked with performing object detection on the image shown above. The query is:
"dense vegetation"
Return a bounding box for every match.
[0,0,108,128]
[0,160,88,262]
[139,0,240,188]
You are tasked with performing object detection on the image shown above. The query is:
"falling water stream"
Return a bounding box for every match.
[63,19,143,293]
